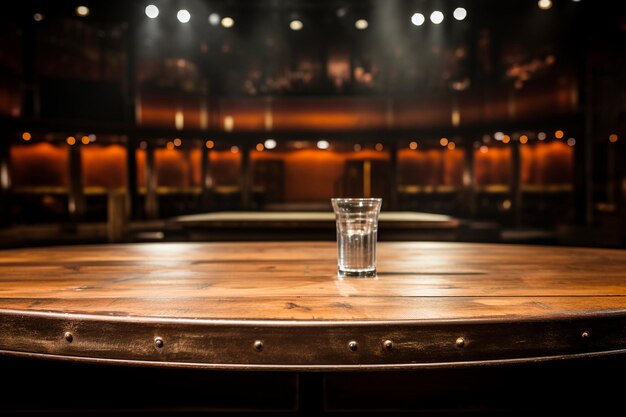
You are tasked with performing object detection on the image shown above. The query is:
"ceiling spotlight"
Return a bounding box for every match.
[290,19,303,31]
[317,140,330,150]
[355,19,368,30]
[76,6,89,17]
[430,11,444,24]
[336,8,347,18]
[221,17,234,28]
[208,13,220,26]
[145,5,159,19]
[538,0,552,10]
[264,139,277,150]
[494,131,504,141]
[33,13,44,22]
[538,132,547,140]
[177,9,191,23]
[453,7,467,21]
[411,13,425,26]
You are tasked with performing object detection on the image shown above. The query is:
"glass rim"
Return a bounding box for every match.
[331,198,382,208]
[331,198,382,203]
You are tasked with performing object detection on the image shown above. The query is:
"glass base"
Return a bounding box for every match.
[338,268,377,278]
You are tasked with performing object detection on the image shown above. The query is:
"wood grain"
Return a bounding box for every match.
[1,242,626,368]
[0,242,625,321]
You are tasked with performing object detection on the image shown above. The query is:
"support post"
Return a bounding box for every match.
[0,134,12,228]
[201,143,212,210]
[107,191,128,243]
[68,144,85,221]
[575,33,594,226]
[145,145,158,219]
[240,145,251,209]
[126,136,139,219]
[388,142,398,210]
[511,142,522,227]
[463,141,476,218]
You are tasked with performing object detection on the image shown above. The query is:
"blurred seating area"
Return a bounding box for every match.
[0,0,624,248]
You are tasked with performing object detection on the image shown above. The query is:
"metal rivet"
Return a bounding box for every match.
[383,340,394,351]
[581,331,590,339]
[154,337,164,348]
[64,332,73,343]
[253,340,263,352]
[348,341,358,351]
[456,337,465,348]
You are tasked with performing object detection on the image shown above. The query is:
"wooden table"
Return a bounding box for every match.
[167,211,461,241]
[1,242,626,413]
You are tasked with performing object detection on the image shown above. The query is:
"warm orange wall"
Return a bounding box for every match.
[399,149,442,186]
[190,149,202,185]
[155,148,201,187]
[136,149,146,187]
[136,80,575,131]
[210,150,241,186]
[135,148,201,188]
[346,150,390,162]
[474,147,512,186]
[394,97,451,129]
[138,91,205,129]
[10,143,69,187]
[399,149,463,186]
[251,149,389,202]
[251,150,342,201]
[81,145,127,189]
[134,148,236,188]
[220,100,267,130]
[521,141,573,185]
[272,99,387,131]
[442,149,464,186]
[284,150,344,202]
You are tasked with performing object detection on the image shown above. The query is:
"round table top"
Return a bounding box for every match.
[1,242,625,369]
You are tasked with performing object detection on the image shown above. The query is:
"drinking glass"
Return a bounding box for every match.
[331,198,382,278]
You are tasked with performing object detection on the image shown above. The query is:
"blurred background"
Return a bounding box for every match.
[0,0,624,247]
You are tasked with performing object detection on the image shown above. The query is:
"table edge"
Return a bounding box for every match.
[2,308,626,370]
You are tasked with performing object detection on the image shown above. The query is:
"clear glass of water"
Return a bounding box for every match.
[331,198,382,278]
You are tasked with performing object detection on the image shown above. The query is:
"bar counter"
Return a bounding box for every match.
[168,211,460,241]
[1,242,626,413]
